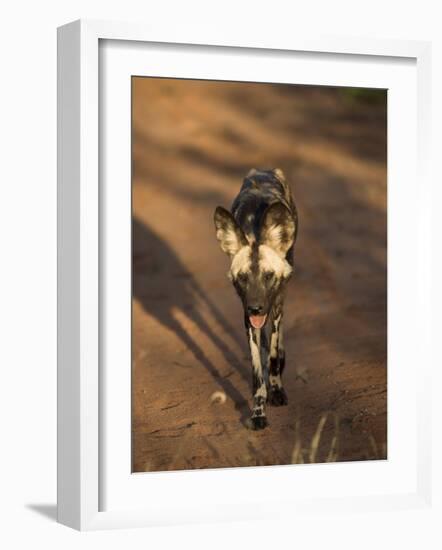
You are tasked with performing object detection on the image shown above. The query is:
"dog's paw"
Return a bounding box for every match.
[268,387,288,407]
[250,416,269,430]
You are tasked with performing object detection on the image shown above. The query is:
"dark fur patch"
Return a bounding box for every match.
[269,356,279,377]
[279,350,286,375]
[268,387,288,407]
[250,416,268,430]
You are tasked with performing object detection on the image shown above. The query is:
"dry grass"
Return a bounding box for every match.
[291,413,340,464]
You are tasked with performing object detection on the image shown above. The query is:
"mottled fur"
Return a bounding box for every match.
[214,169,298,429]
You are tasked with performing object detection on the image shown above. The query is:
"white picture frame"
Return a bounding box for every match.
[57,19,432,531]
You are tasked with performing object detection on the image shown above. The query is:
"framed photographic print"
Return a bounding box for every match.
[57,19,432,530]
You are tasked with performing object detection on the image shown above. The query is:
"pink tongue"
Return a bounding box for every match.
[249,315,267,329]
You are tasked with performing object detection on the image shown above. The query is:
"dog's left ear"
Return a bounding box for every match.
[260,203,296,257]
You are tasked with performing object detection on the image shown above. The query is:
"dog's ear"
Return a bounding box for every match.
[260,203,295,258]
[214,206,247,257]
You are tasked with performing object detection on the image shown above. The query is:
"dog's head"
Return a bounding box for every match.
[214,203,295,328]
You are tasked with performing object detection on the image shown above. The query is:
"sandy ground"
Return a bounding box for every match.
[131,78,387,472]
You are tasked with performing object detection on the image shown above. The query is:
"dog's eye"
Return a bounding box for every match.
[264,271,274,282]
[237,272,248,284]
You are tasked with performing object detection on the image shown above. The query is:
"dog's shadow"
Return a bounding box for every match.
[132,216,250,424]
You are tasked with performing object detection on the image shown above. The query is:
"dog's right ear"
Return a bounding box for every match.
[214,206,247,257]
[260,202,296,258]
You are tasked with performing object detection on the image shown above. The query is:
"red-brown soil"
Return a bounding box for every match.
[132,78,387,472]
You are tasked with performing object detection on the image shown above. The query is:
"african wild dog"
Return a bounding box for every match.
[214,168,298,430]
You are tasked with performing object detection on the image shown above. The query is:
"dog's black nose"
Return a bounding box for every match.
[248,305,263,316]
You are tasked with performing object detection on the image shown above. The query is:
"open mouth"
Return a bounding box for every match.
[249,314,267,329]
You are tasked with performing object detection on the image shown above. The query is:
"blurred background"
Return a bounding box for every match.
[131,78,387,472]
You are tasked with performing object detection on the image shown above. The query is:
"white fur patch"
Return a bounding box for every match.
[273,168,286,182]
[270,320,280,358]
[250,336,261,370]
[216,227,243,257]
[262,224,286,256]
[255,383,267,399]
[229,246,252,279]
[258,245,292,278]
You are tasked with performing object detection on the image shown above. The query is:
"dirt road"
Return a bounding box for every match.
[132,78,387,472]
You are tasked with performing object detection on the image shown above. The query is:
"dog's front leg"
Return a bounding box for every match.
[247,324,268,430]
[268,313,288,406]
